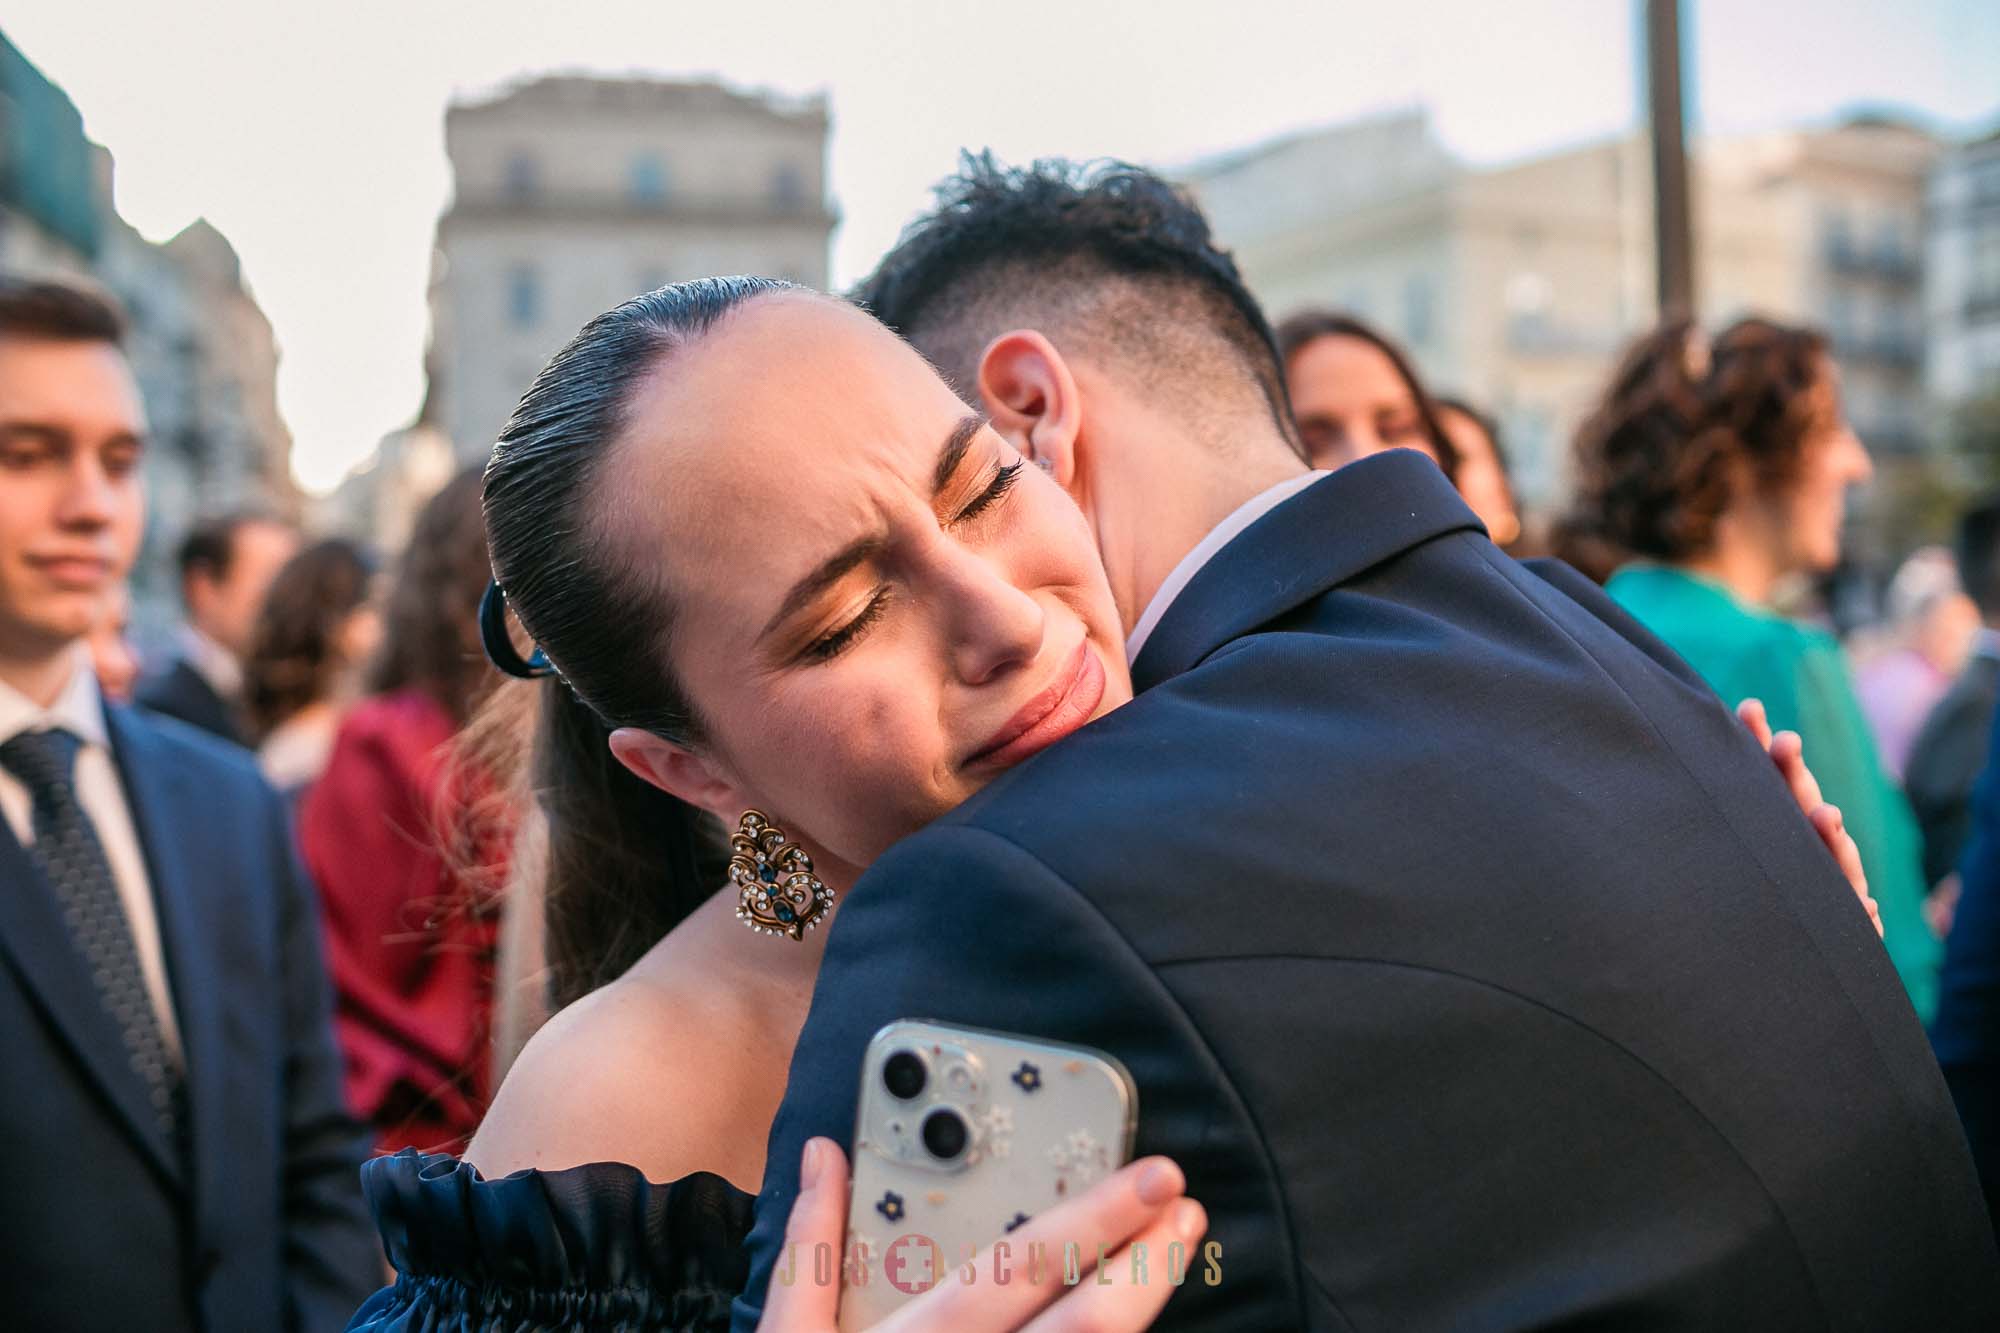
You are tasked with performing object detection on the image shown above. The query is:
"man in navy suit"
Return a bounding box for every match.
[0,277,377,1331]
[734,161,1998,1329]
[135,509,298,747]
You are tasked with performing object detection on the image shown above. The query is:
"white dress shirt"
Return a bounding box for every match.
[1125,470,1331,664]
[0,650,183,1063]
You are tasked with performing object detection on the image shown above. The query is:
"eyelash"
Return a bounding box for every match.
[801,461,1025,664]
[952,460,1023,526]
[805,589,890,662]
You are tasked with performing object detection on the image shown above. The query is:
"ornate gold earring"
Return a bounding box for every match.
[730,810,835,941]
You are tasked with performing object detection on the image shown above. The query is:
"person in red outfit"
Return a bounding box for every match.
[298,467,510,1154]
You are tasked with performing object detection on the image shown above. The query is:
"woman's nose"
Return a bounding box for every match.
[941,549,1045,687]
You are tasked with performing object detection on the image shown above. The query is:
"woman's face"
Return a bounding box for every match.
[1776,364,1873,576]
[1437,406,1520,547]
[604,293,1132,873]
[1287,334,1440,470]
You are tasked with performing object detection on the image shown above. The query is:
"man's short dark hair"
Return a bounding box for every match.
[0,275,126,345]
[852,153,1297,451]
[1958,493,2000,622]
[178,510,283,587]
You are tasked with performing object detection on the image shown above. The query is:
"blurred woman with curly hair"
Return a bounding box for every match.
[297,467,513,1153]
[1563,316,1938,1019]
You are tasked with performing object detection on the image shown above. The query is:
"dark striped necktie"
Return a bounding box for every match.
[1,727,184,1147]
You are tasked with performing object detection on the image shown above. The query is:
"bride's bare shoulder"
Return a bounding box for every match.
[465,967,760,1187]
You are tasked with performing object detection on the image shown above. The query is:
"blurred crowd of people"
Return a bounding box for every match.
[4,171,2000,1327]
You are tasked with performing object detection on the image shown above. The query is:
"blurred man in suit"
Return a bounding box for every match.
[0,277,376,1331]
[1909,495,2000,901]
[137,510,297,745]
[734,160,1998,1331]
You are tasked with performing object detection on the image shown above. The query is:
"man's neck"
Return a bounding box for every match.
[0,637,81,710]
[1092,431,1309,635]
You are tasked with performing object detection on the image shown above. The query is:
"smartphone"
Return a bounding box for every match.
[834,1019,1139,1331]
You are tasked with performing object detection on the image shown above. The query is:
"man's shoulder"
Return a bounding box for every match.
[113,701,270,796]
[133,655,207,703]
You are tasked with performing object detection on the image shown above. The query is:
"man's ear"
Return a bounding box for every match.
[976,329,1082,490]
[608,727,747,821]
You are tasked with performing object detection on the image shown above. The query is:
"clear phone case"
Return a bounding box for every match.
[835,1019,1138,1331]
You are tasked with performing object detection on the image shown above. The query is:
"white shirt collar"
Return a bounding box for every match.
[0,645,110,751]
[179,624,243,698]
[1125,470,1331,665]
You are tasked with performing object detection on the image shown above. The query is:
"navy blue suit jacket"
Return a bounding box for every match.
[136,657,247,747]
[736,452,1997,1331]
[1933,701,2000,1229]
[0,701,377,1331]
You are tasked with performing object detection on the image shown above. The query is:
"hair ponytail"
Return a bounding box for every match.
[480,276,799,1011]
[533,681,727,1009]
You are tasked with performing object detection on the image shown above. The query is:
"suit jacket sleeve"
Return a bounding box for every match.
[731,823,1304,1332]
[268,786,380,1332]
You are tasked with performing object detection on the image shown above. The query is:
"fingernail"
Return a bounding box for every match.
[1136,1159,1183,1206]
[1173,1199,1204,1237]
[801,1138,825,1189]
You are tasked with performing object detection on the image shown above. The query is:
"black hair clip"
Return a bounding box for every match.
[479,580,557,680]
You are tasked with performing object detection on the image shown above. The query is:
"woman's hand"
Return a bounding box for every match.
[1737,698,1881,937]
[760,1138,1206,1333]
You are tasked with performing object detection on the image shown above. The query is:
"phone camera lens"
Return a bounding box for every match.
[920,1107,969,1161]
[882,1051,927,1100]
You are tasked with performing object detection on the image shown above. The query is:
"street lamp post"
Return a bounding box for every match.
[1645,0,1695,321]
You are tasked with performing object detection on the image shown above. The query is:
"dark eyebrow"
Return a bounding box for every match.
[931,413,987,496]
[759,414,987,646]
[760,534,888,644]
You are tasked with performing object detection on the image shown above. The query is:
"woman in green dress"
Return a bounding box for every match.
[1563,317,1940,1021]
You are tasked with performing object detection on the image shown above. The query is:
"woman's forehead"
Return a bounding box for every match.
[596,294,965,604]
[1293,335,1406,401]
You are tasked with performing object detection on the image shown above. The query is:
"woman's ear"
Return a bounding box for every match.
[608,728,746,820]
[976,329,1082,489]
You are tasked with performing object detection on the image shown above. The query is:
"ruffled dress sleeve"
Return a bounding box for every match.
[347,1150,754,1332]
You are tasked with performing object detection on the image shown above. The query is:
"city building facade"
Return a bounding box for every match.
[426,75,836,461]
[1184,112,1943,514]
[1925,130,2000,409]
[1,29,298,623]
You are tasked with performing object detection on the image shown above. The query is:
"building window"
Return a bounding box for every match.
[504,153,538,200]
[1402,274,1434,347]
[507,264,540,328]
[771,163,806,209]
[630,155,670,206]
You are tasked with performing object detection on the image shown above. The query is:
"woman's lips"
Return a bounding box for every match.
[967,640,1106,770]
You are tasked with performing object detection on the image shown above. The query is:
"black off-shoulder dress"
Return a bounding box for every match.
[346,1150,754,1332]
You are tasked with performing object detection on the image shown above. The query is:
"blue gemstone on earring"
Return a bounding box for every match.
[760,865,777,883]
[775,903,795,923]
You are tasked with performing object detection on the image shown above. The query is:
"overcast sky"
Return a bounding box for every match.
[6,0,1996,493]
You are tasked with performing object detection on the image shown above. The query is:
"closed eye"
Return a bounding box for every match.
[802,588,891,663]
[951,460,1023,526]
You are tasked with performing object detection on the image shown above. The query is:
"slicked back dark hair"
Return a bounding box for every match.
[484,274,795,1007]
[853,153,1298,452]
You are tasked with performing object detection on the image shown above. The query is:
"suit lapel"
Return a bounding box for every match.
[1130,450,1485,693]
[0,749,181,1185]
[106,704,228,1202]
